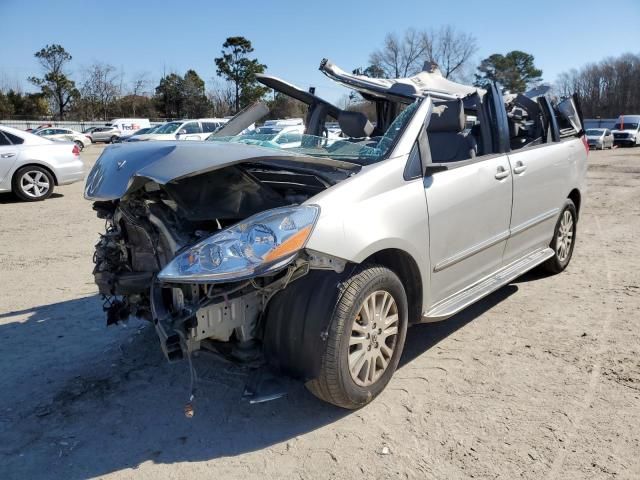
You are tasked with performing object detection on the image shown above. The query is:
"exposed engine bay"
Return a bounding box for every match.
[92,157,352,363]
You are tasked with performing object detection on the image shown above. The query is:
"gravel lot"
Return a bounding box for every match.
[0,144,639,479]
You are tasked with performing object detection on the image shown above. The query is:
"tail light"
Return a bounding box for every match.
[581,134,589,155]
[72,144,80,156]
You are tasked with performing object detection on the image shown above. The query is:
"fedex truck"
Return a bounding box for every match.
[107,118,151,134]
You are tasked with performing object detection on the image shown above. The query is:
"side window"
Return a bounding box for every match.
[4,131,24,144]
[201,122,219,133]
[0,132,11,146]
[505,95,547,150]
[182,122,200,134]
[403,141,423,179]
[427,97,482,163]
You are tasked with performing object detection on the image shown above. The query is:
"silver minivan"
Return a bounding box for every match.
[85,60,588,409]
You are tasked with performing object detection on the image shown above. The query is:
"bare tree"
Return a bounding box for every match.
[556,53,640,117]
[130,72,150,97]
[368,26,477,80]
[423,26,477,80]
[81,62,120,119]
[207,79,235,117]
[369,29,428,78]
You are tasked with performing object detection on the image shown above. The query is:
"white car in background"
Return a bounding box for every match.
[134,119,229,141]
[240,123,305,148]
[585,128,614,149]
[0,125,84,201]
[33,127,92,150]
[611,114,640,147]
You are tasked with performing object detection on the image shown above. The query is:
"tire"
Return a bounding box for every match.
[540,199,577,274]
[306,265,408,409]
[110,135,119,143]
[12,166,55,202]
[74,140,84,151]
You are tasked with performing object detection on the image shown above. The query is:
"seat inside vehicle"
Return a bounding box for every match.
[506,94,545,149]
[337,111,374,138]
[427,99,477,162]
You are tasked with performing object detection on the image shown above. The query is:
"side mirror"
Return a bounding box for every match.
[424,163,449,176]
[177,129,187,136]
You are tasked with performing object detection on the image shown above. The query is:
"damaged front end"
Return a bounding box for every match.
[86,141,353,367]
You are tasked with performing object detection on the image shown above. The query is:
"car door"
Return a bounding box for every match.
[38,128,55,139]
[0,131,20,187]
[176,122,202,140]
[424,84,514,303]
[502,96,574,264]
[53,129,70,141]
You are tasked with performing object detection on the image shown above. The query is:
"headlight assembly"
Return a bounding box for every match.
[157,205,320,284]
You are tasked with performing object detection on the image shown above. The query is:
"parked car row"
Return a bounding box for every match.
[32,127,92,150]
[126,118,229,142]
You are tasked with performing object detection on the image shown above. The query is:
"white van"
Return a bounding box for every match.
[136,118,229,142]
[107,118,151,134]
[611,115,640,147]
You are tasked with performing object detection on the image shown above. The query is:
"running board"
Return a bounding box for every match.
[423,247,554,321]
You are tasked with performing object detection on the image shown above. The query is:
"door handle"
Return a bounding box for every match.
[495,166,510,180]
[513,161,527,174]
[1,153,16,158]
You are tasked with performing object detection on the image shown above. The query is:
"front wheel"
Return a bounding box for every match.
[110,135,119,143]
[540,199,577,274]
[74,140,84,151]
[306,265,408,409]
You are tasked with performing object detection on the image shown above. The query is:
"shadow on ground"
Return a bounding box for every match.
[0,192,64,204]
[0,284,517,479]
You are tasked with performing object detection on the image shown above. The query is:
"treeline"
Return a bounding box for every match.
[2,30,636,122]
[557,52,640,118]
[0,37,287,121]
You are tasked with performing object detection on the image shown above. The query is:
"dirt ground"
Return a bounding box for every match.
[0,144,639,480]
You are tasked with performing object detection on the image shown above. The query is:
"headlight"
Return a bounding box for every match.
[157,205,320,283]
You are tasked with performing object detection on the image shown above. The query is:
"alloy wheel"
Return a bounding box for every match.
[20,170,50,199]
[348,290,399,387]
[556,210,574,262]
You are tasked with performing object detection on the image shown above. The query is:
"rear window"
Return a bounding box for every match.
[202,122,220,133]
[3,131,24,144]
[0,132,11,146]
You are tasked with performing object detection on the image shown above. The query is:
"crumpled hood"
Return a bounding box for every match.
[84,141,356,201]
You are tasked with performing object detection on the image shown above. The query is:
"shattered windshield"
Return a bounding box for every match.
[208,102,419,164]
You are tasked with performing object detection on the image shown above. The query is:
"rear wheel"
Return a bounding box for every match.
[306,265,408,409]
[540,199,577,274]
[74,140,84,151]
[12,166,55,201]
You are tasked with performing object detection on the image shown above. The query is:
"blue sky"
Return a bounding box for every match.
[1,0,639,103]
